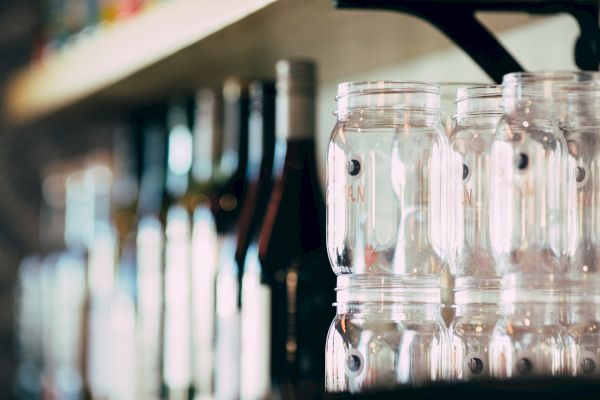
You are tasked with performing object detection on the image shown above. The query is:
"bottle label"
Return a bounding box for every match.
[463,352,487,378]
[191,207,218,394]
[240,279,271,400]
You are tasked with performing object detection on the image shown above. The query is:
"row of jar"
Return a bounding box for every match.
[325,273,600,393]
[326,71,600,278]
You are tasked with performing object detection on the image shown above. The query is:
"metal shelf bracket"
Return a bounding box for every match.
[334,0,600,83]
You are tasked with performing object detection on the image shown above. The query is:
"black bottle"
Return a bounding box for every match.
[257,59,335,399]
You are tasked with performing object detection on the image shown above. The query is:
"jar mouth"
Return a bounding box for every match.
[335,81,441,118]
[335,274,441,305]
[454,276,501,305]
[503,70,600,85]
[454,85,502,117]
[500,272,570,304]
[336,81,440,99]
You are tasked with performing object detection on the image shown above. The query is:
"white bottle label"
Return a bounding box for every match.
[240,276,271,400]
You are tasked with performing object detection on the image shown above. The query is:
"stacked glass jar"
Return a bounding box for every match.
[325,72,600,392]
[325,81,451,392]
[448,85,503,381]
[563,80,600,378]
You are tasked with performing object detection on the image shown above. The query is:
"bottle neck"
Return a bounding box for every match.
[247,82,275,182]
[218,86,249,182]
[191,89,220,186]
[276,90,315,141]
[138,120,167,216]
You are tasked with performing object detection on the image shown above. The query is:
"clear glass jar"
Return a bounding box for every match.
[489,273,573,378]
[390,83,450,276]
[567,275,600,377]
[564,83,600,274]
[449,85,502,278]
[490,72,569,275]
[449,277,500,381]
[325,275,448,393]
[327,81,447,276]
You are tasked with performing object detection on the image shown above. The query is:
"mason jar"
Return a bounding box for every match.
[327,81,448,276]
[325,275,448,393]
[489,273,573,378]
[563,82,600,274]
[449,85,502,278]
[449,277,500,381]
[567,275,600,377]
[490,72,569,275]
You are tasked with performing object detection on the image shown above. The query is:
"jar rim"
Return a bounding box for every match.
[336,80,440,99]
[454,277,501,305]
[455,85,502,102]
[335,274,441,305]
[503,70,600,85]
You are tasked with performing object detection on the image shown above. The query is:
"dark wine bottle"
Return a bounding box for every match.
[133,104,168,400]
[212,78,250,234]
[235,81,276,280]
[237,81,276,400]
[257,59,335,399]
[214,78,251,400]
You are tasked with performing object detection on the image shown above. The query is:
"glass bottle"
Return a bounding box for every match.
[563,83,600,274]
[187,88,221,400]
[490,72,569,275]
[134,105,167,400]
[163,97,194,400]
[325,275,448,393]
[238,80,276,400]
[449,277,500,381]
[85,153,121,400]
[43,162,88,400]
[214,78,250,400]
[489,273,573,378]
[258,59,336,398]
[16,255,43,399]
[449,85,502,278]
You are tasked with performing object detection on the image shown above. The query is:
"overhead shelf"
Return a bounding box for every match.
[3,0,536,124]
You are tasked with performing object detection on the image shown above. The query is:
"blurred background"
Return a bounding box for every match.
[0,0,589,398]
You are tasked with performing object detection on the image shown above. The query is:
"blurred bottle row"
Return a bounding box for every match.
[36,0,173,60]
[16,58,335,400]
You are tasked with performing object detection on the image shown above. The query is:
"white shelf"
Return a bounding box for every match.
[3,0,535,123]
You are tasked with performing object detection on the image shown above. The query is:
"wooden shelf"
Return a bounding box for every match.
[3,0,536,124]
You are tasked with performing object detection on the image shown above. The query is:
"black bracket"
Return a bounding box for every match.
[334,0,600,83]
